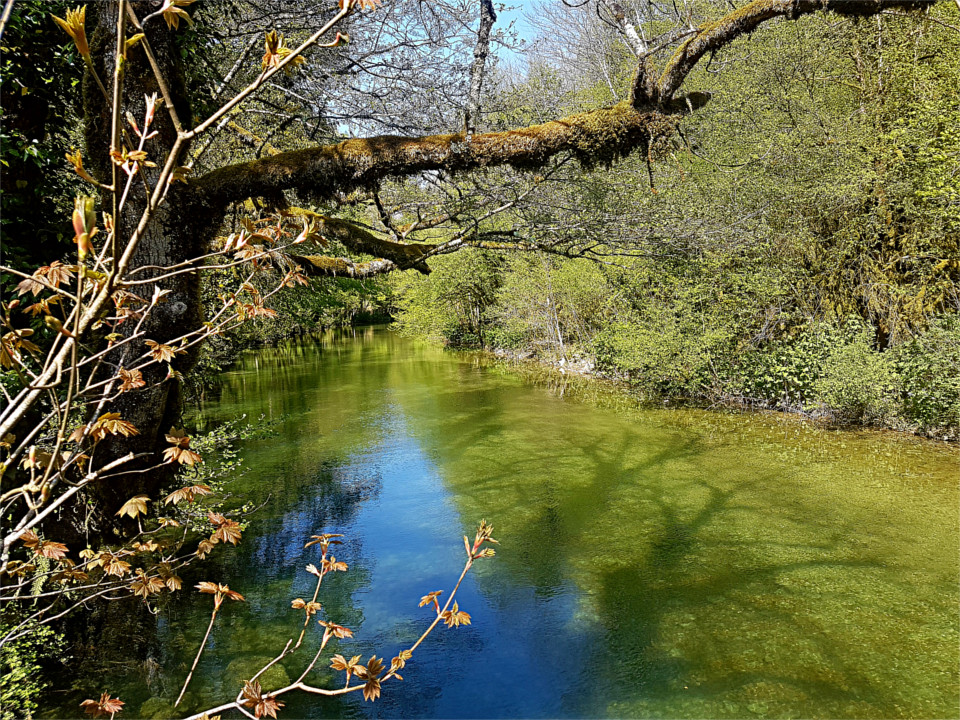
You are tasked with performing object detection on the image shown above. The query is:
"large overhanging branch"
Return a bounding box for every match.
[289,255,399,279]
[193,0,932,216]
[193,102,695,210]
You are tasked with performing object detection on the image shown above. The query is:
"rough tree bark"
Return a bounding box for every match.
[79,1,202,529]
[464,0,496,134]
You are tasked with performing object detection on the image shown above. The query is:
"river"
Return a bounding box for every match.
[52,327,959,719]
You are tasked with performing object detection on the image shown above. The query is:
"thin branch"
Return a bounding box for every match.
[0,0,15,44]
[176,604,219,706]
[185,5,352,138]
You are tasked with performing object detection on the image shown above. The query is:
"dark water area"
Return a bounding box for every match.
[47,327,959,719]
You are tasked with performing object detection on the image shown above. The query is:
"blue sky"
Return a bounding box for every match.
[493,2,538,66]
[496,2,538,41]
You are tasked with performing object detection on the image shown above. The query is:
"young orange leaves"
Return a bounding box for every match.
[15,274,44,296]
[212,519,242,545]
[72,195,98,260]
[440,601,471,628]
[163,428,203,466]
[389,649,412,674]
[291,598,322,616]
[338,0,383,10]
[66,149,98,185]
[117,368,146,393]
[201,512,242,548]
[109,148,154,176]
[358,656,384,702]
[240,679,283,719]
[130,569,165,599]
[80,692,124,719]
[145,339,185,363]
[321,555,347,573]
[196,581,245,610]
[303,532,343,552]
[330,653,364,684]
[159,0,196,30]
[318,620,353,639]
[466,519,498,561]
[52,6,90,61]
[91,412,139,440]
[44,315,74,338]
[262,30,304,73]
[162,574,183,592]
[97,552,132,578]
[27,534,70,561]
[1,329,41,369]
[418,590,443,613]
[282,269,310,288]
[164,484,213,505]
[169,166,192,184]
[116,495,149,519]
[196,538,216,559]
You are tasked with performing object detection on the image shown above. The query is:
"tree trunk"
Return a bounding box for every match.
[80,1,208,534]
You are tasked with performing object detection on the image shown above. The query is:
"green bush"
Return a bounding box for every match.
[484,324,529,351]
[391,250,502,347]
[731,329,833,410]
[813,323,900,424]
[0,620,64,720]
[730,319,901,425]
[593,313,731,398]
[895,315,960,433]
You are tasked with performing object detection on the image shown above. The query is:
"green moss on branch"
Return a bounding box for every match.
[290,255,399,279]
[283,207,432,272]
[194,103,680,209]
[658,0,937,98]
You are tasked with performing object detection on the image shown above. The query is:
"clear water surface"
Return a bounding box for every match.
[58,327,960,719]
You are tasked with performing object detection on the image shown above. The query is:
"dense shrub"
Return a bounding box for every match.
[392,250,502,347]
[730,319,900,423]
[0,621,63,720]
[895,315,960,433]
[593,314,731,398]
[812,323,900,425]
[730,328,832,410]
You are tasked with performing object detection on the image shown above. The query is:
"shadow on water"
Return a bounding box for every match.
[389,350,957,717]
[584,476,886,713]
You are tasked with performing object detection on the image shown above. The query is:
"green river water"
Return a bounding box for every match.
[53,327,959,719]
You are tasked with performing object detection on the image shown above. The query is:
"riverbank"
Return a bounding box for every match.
[479,343,960,444]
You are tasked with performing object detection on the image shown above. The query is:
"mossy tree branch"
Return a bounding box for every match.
[193,103,683,210]
[289,255,399,279]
